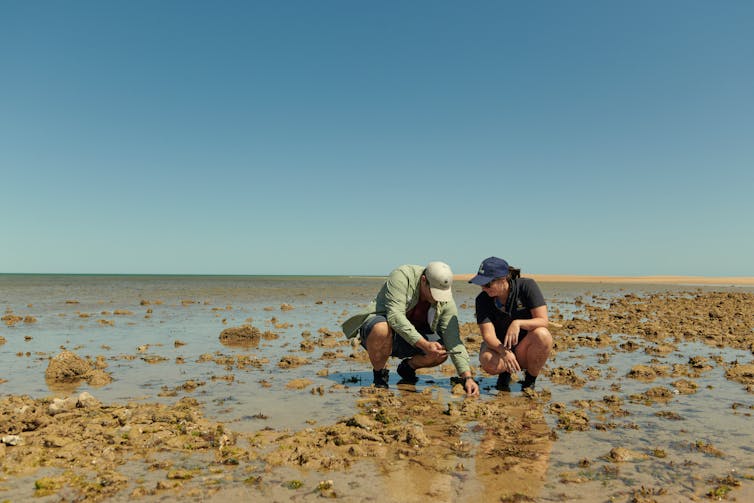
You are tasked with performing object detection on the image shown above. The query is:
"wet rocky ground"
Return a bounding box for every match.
[1,277,754,501]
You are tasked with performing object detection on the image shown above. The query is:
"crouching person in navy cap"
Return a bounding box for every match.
[469,257,553,391]
[342,262,479,396]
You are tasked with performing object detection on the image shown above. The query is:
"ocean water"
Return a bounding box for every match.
[1,274,392,430]
[2,274,754,501]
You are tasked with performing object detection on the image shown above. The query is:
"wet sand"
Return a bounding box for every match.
[2,274,754,501]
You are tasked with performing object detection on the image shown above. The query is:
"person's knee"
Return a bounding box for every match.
[365,322,392,352]
[479,352,497,374]
[368,321,391,340]
[480,360,498,374]
[531,327,553,350]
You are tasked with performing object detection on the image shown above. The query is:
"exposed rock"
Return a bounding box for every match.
[86,369,113,386]
[48,396,78,416]
[219,325,262,347]
[0,395,238,499]
[2,314,23,327]
[286,378,313,389]
[671,379,698,394]
[44,351,113,389]
[45,351,91,382]
[2,434,23,446]
[278,355,311,369]
[725,363,754,387]
[77,392,101,408]
[547,367,586,387]
[627,364,670,381]
[607,446,648,462]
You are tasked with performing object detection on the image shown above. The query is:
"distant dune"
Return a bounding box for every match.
[454,274,754,286]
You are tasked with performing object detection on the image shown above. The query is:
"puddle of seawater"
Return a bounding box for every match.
[539,335,754,501]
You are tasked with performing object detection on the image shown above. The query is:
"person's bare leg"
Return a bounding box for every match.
[514,327,553,376]
[479,342,514,390]
[479,343,505,375]
[408,353,448,370]
[365,321,392,370]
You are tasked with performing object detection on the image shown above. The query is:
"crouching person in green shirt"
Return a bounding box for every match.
[342,261,479,396]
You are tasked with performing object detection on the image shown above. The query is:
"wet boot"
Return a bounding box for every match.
[396,358,418,384]
[373,368,389,389]
[495,371,511,391]
[520,371,537,390]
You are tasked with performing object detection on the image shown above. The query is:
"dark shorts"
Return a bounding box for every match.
[359,315,436,360]
[481,327,529,354]
[506,328,529,351]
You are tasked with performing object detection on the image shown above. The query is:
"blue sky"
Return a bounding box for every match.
[2,1,752,276]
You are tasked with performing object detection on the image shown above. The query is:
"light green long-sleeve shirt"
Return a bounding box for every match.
[341,264,471,375]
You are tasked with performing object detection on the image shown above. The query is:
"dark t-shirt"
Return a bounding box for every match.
[474,277,546,340]
[406,299,432,334]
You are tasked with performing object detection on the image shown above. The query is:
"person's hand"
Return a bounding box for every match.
[503,320,521,348]
[501,349,521,373]
[416,339,446,358]
[464,377,480,396]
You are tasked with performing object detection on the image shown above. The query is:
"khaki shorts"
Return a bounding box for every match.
[359,315,439,359]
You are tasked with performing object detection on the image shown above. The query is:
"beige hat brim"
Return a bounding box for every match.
[430,286,453,303]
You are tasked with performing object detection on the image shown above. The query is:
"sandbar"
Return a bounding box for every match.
[454,273,754,286]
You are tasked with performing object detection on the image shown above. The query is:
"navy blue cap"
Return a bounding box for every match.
[469,257,509,285]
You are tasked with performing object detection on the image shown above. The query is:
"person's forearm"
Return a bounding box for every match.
[414,338,431,351]
[482,333,506,354]
[514,317,548,332]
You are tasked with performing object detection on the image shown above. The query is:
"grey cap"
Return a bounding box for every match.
[425,261,453,302]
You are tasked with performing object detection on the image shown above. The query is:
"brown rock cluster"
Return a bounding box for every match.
[2,313,37,327]
[218,324,262,346]
[551,291,754,353]
[0,395,241,499]
[44,350,112,389]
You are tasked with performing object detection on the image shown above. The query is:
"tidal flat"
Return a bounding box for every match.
[1,274,754,502]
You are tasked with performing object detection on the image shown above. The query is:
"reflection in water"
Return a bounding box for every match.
[472,394,552,501]
[260,384,552,502]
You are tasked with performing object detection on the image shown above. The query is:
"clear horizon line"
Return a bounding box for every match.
[2,271,753,279]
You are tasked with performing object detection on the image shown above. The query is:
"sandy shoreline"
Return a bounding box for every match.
[454,273,754,286]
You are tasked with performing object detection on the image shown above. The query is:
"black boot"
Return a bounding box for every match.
[521,371,537,390]
[495,372,511,391]
[397,359,418,384]
[373,368,389,389]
